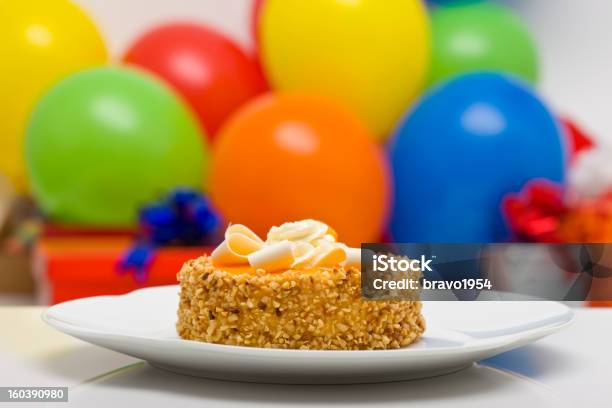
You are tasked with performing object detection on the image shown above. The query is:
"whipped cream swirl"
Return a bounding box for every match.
[211,220,361,272]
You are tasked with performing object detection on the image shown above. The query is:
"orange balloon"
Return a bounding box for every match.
[211,93,390,246]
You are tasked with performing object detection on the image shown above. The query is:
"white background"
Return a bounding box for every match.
[73,0,612,144]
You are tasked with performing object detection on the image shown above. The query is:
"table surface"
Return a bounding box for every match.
[0,306,610,407]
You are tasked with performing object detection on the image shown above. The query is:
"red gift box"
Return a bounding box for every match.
[33,227,210,304]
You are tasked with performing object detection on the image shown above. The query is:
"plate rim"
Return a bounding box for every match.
[42,285,575,358]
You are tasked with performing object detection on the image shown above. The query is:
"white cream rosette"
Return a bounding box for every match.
[211,220,361,272]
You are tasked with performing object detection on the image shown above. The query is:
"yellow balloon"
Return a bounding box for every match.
[260,0,430,140]
[0,0,108,193]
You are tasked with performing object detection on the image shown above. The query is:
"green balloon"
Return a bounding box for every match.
[26,67,208,226]
[428,3,539,85]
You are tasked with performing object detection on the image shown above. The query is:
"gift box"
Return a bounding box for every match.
[0,251,32,294]
[504,181,612,307]
[0,192,36,295]
[33,230,210,305]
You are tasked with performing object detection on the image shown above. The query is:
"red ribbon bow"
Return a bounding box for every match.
[503,180,566,243]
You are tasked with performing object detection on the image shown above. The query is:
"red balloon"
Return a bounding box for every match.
[124,23,267,139]
[561,117,594,160]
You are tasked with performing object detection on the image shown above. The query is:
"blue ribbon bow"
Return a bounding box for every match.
[118,188,221,283]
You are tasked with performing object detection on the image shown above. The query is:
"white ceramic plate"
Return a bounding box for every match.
[43,286,573,384]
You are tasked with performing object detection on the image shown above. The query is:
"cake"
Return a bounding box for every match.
[176,220,425,350]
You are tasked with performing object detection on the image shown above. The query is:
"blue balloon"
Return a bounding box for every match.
[389,71,566,243]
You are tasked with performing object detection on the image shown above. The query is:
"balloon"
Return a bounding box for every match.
[0,0,108,192]
[561,118,594,160]
[26,67,208,226]
[211,93,390,246]
[124,23,267,139]
[260,0,429,139]
[429,3,538,86]
[390,72,566,243]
